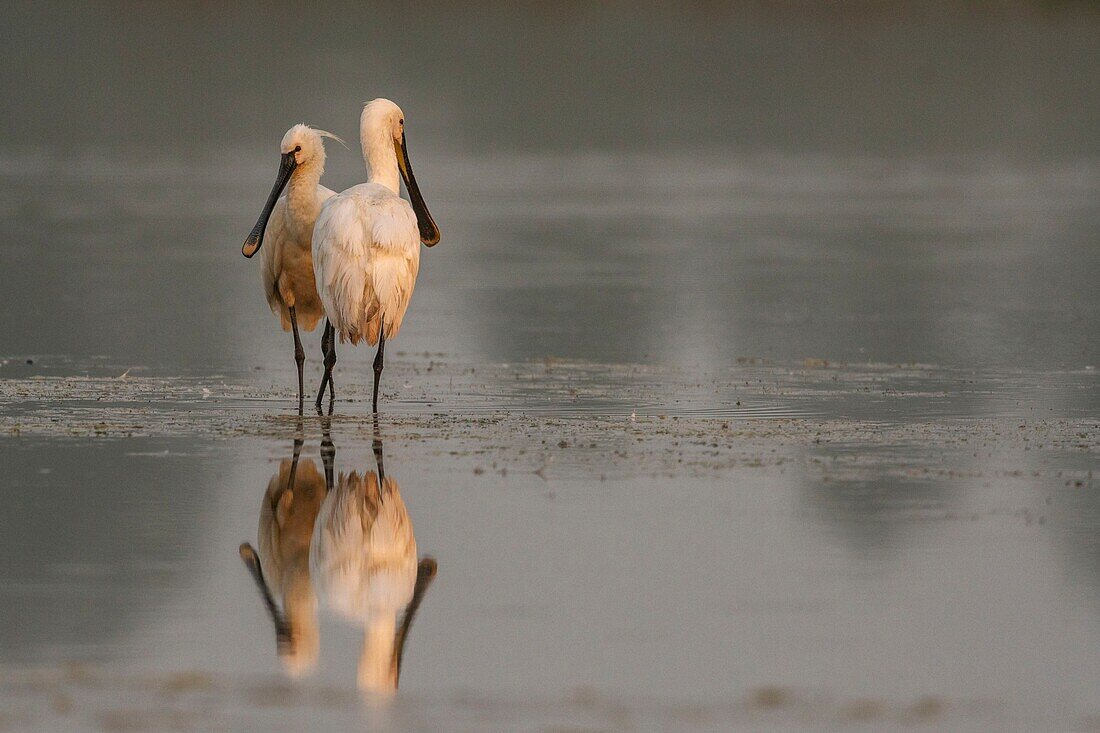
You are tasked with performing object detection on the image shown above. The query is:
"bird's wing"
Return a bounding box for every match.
[259,196,290,318]
[313,192,371,344]
[312,187,421,345]
[368,197,421,342]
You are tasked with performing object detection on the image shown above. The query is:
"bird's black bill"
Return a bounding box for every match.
[242,152,296,258]
[395,133,440,246]
[238,543,293,647]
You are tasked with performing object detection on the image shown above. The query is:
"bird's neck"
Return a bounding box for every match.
[363,133,400,195]
[286,164,323,223]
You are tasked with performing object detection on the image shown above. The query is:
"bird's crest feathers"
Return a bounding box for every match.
[313,128,349,150]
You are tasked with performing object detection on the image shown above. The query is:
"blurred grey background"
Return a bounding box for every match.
[5,2,1098,156]
[1,1,1098,372]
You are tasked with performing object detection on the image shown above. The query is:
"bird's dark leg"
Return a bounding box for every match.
[315,320,337,411]
[325,323,337,405]
[288,306,305,414]
[324,335,337,406]
[314,321,329,409]
[372,320,386,414]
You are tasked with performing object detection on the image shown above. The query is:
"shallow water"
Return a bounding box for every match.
[2,2,1100,731]
[1,363,1097,731]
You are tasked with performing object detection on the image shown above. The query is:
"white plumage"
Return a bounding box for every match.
[312,184,420,345]
[259,176,333,334]
[311,98,440,412]
[242,124,341,407]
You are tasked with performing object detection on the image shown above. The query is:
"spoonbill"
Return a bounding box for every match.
[312,98,440,412]
[238,432,327,676]
[310,419,437,693]
[241,124,341,410]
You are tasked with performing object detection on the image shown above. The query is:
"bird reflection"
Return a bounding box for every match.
[239,428,326,676]
[240,418,437,694]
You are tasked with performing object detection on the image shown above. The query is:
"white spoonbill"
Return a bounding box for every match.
[241,124,341,410]
[312,99,440,412]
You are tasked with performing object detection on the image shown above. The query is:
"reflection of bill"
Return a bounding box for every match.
[240,425,437,694]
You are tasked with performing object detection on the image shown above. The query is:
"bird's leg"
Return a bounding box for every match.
[289,306,305,414]
[372,320,386,414]
[314,322,329,410]
[315,320,337,411]
[325,323,337,405]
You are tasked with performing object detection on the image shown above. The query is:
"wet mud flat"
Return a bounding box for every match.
[1,357,1095,478]
[1,358,1098,733]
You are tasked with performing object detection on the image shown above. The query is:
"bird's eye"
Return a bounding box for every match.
[399,119,404,125]
[294,145,302,153]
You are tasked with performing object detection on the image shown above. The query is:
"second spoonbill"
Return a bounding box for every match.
[311,98,440,413]
[242,124,341,411]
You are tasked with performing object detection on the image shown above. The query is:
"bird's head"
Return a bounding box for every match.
[241,124,342,258]
[361,98,440,247]
[280,124,342,171]
[361,98,405,145]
